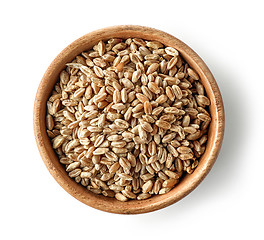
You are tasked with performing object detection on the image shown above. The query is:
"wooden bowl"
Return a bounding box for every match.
[34,25,225,214]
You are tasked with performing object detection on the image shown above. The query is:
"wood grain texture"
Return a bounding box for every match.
[33,25,225,214]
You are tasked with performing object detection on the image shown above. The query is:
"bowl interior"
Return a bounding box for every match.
[34,25,224,214]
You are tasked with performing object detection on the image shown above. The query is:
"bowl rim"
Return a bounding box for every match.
[33,25,225,214]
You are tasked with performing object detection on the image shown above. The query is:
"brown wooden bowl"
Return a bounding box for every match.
[33,25,224,214]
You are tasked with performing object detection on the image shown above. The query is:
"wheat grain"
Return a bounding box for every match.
[46,37,211,201]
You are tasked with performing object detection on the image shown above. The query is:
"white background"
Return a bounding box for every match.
[1,0,263,239]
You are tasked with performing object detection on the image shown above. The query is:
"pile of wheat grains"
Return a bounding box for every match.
[46,38,211,201]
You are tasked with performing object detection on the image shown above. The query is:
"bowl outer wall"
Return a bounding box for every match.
[33,25,225,214]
